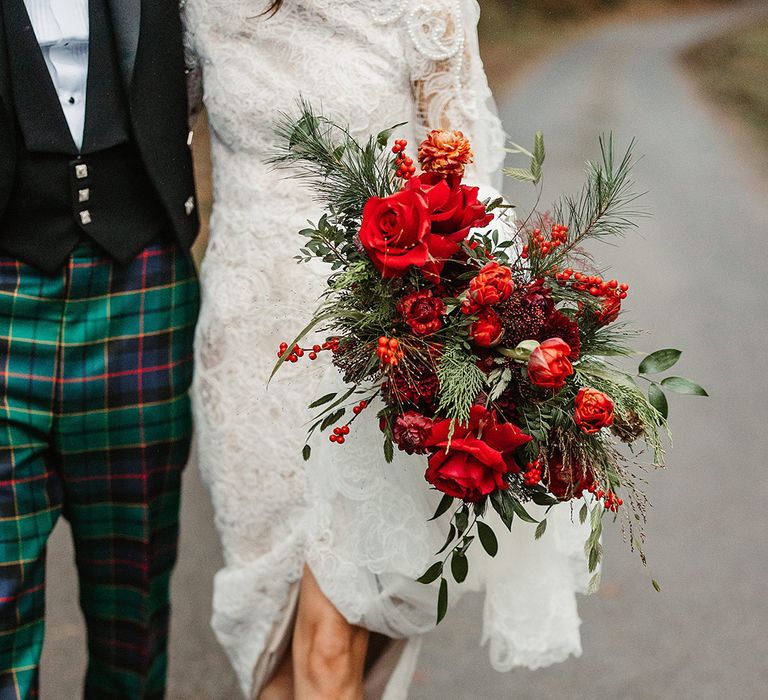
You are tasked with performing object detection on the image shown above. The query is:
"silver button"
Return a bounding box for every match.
[187,130,194,146]
[79,210,92,225]
[78,188,90,203]
[75,163,88,179]
[184,196,195,216]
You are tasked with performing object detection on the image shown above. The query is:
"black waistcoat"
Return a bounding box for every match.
[0,0,176,273]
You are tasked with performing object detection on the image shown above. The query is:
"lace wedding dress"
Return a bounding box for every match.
[183,1,592,697]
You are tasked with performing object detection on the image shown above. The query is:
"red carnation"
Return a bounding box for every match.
[528,337,573,389]
[425,405,532,502]
[574,388,614,434]
[546,450,596,501]
[397,289,445,336]
[392,411,435,455]
[470,308,504,348]
[594,294,621,326]
[463,261,514,314]
[359,189,431,278]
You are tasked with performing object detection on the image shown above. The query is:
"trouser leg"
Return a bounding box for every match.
[0,260,63,700]
[54,243,198,699]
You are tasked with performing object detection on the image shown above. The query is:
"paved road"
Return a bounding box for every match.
[41,3,768,699]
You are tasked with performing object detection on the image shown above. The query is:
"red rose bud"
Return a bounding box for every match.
[397,289,446,336]
[574,388,615,434]
[527,337,574,389]
[469,308,504,348]
[392,411,435,455]
[359,189,431,278]
[594,294,622,326]
[463,261,514,313]
[545,450,597,501]
[424,405,532,502]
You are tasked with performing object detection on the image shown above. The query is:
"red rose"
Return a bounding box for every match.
[463,261,515,314]
[546,450,596,501]
[594,294,621,326]
[392,411,435,455]
[406,174,493,279]
[397,289,446,336]
[359,189,431,278]
[528,337,573,389]
[574,388,614,434]
[425,405,532,502]
[470,308,504,348]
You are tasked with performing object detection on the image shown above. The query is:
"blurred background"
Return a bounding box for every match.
[41,1,768,698]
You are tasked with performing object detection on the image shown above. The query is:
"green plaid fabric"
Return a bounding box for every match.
[0,241,199,699]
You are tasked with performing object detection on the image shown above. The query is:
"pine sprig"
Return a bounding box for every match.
[436,341,487,424]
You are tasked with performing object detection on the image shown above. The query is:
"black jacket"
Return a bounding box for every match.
[0,0,199,268]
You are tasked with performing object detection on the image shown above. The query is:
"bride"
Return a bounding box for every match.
[183,1,592,698]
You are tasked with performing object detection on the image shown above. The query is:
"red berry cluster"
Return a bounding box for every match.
[523,459,542,487]
[328,400,369,446]
[588,483,623,512]
[392,139,416,180]
[521,224,569,259]
[554,269,629,300]
[377,336,404,366]
[277,338,339,363]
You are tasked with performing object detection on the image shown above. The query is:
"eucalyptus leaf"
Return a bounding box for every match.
[648,383,669,419]
[477,521,499,557]
[639,348,682,375]
[660,376,708,396]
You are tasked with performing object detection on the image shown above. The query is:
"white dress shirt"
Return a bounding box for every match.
[23,0,90,150]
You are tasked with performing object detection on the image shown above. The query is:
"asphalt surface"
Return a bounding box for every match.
[40,4,768,699]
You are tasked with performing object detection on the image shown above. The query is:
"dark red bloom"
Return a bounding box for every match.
[425,406,532,502]
[574,388,614,434]
[359,189,431,278]
[470,308,504,348]
[542,310,581,360]
[397,289,446,336]
[546,450,596,501]
[392,411,435,455]
[527,338,573,389]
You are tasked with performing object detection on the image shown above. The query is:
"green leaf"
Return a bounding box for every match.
[450,551,469,584]
[660,376,708,396]
[437,578,449,624]
[579,502,588,524]
[477,521,499,557]
[383,436,394,464]
[490,491,515,530]
[648,383,668,419]
[269,310,337,381]
[533,131,546,169]
[503,167,537,183]
[652,579,661,593]
[302,444,311,461]
[320,408,345,432]
[639,349,682,375]
[417,561,443,584]
[587,572,602,595]
[436,525,457,555]
[430,494,455,521]
[534,519,547,540]
[375,122,407,148]
[308,392,337,409]
[455,508,469,536]
[511,500,539,524]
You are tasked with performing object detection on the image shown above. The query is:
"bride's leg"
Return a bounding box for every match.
[292,565,369,700]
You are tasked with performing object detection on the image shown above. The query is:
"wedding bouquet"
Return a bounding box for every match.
[271,103,706,620]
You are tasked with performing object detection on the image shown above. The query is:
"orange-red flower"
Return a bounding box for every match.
[463,261,514,314]
[527,337,573,389]
[594,294,622,326]
[574,388,614,434]
[418,129,474,178]
[469,308,504,348]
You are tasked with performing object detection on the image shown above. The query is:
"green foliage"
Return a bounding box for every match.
[503,131,545,185]
[435,341,487,424]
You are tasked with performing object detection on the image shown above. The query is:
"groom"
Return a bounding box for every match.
[0,0,199,698]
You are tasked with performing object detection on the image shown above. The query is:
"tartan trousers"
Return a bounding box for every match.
[0,241,199,699]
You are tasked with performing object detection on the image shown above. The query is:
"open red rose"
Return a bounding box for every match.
[392,411,435,455]
[594,294,621,326]
[406,174,493,279]
[574,388,614,434]
[546,450,596,501]
[425,405,532,502]
[359,189,431,278]
[528,337,573,389]
[470,308,504,347]
[463,261,514,314]
[397,289,445,336]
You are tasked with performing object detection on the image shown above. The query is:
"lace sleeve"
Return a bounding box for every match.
[398,0,507,189]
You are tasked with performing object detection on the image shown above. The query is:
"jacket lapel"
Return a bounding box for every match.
[105,0,141,87]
